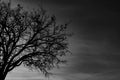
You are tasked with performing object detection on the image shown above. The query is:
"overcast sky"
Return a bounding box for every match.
[4,0,120,80]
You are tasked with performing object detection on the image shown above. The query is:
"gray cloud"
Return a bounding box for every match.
[64,40,120,74]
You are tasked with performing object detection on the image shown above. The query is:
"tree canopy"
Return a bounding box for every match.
[0,1,70,80]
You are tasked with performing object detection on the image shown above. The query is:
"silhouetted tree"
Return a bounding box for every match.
[0,1,70,80]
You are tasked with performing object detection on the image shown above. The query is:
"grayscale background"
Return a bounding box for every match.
[4,0,120,80]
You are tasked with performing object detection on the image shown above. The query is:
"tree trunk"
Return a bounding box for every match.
[0,75,6,80]
[0,69,7,80]
[0,74,6,80]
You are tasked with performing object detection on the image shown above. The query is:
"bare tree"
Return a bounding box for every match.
[0,1,70,80]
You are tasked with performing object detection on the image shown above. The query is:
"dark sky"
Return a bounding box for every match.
[42,0,120,46]
[5,0,120,80]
